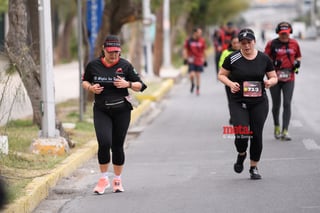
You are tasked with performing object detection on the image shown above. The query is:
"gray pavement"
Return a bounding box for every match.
[53,61,80,103]
[33,39,320,213]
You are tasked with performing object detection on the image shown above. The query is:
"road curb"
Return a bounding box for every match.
[4,140,98,213]
[130,100,152,125]
[4,74,180,213]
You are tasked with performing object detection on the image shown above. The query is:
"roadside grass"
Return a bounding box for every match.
[0,99,96,204]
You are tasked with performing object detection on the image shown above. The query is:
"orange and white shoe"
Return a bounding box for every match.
[112,178,124,193]
[93,177,110,195]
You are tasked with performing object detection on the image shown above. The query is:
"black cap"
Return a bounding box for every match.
[238,28,256,41]
[227,21,233,27]
[103,35,121,52]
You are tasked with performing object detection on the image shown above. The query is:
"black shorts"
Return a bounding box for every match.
[188,64,204,73]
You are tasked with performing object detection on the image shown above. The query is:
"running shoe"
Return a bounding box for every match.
[234,152,247,173]
[249,166,261,180]
[196,89,200,96]
[112,178,124,193]
[281,129,291,141]
[274,126,281,139]
[93,177,110,195]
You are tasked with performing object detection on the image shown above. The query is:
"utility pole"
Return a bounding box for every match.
[162,0,171,68]
[38,0,57,138]
[142,0,154,77]
[77,0,84,121]
[31,0,69,155]
[160,0,178,79]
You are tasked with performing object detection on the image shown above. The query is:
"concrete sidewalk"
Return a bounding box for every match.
[3,62,185,213]
[0,61,80,125]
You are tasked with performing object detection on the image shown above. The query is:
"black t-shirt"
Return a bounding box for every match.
[83,57,146,104]
[222,50,274,103]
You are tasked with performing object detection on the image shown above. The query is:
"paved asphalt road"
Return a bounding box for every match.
[33,39,320,213]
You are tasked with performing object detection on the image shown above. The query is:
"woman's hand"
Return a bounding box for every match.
[230,82,240,93]
[91,84,104,94]
[265,70,278,89]
[114,76,130,88]
[264,79,273,89]
[218,67,240,93]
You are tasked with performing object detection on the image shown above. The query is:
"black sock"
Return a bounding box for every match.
[250,166,257,170]
[190,77,194,85]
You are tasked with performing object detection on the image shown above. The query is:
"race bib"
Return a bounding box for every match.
[243,81,262,97]
[277,69,292,82]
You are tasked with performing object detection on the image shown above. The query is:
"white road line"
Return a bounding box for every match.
[303,138,320,150]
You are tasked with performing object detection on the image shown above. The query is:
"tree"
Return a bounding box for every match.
[153,5,164,76]
[126,21,143,74]
[0,0,7,13]
[52,0,77,63]
[5,0,42,127]
[167,0,250,65]
[93,0,142,58]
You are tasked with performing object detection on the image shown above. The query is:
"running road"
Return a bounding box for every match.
[34,39,320,213]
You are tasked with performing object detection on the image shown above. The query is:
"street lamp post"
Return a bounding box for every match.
[31,0,69,155]
[77,0,84,122]
[163,0,171,68]
[143,0,154,77]
[160,0,179,79]
[38,0,57,138]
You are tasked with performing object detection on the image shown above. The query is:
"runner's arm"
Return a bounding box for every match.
[218,67,240,93]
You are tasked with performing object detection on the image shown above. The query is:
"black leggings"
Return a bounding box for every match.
[269,81,294,131]
[93,104,131,165]
[225,86,232,120]
[229,97,269,162]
